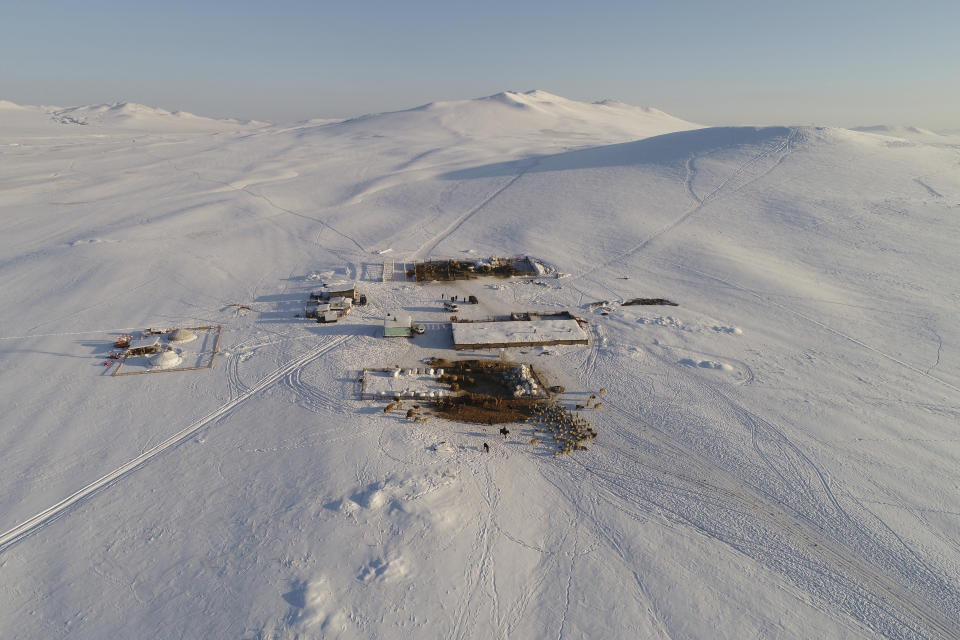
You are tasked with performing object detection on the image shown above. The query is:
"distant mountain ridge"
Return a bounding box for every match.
[312,89,703,152]
[50,101,268,130]
[848,124,960,141]
[0,98,267,133]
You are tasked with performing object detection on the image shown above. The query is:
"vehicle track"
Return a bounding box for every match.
[556,533,577,640]
[588,397,960,638]
[450,463,499,640]
[155,146,368,254]
[629,356,956,602]
[414,162,535,260]
[284,366,339,414]
[573,130,797,283]
[0,334,353,555]
[536,343,957,637]
[226,347,249,398]
[677,264,960,395]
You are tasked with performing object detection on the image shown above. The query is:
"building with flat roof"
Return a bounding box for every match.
[384,313,413,337]
[126,334,162,356]
[451,318,588,350]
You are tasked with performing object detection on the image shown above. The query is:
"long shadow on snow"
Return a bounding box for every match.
[439,126,794,180]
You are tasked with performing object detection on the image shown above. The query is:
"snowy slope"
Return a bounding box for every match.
[338,90,701,143]
[0,94,959,639]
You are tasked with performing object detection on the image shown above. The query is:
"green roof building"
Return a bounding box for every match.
[383,313,413,337]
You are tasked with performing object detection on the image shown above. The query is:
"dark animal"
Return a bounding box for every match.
[499,427,510,439]
[483,442,490,453]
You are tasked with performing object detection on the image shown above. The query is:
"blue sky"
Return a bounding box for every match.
[2,0,958,128]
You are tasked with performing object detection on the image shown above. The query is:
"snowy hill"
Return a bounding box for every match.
[322,89,701,151]
[54,101,268,131]
[1,93,959,639]
[0,99,266,135]
[849,124,960,145]
[851,124,941,137]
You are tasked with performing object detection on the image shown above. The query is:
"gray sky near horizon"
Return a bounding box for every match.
[2,0,957,130]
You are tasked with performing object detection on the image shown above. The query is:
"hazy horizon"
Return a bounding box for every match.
[3,0,958,129]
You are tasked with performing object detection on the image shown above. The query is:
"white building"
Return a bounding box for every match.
[451,318,588,350]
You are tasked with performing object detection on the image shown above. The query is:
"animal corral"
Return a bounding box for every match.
[111,326,222,376]
[411,256,540,282]
[361,358,553,425]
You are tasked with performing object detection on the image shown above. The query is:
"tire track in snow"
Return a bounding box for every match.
[499,555,552,638]
[284,366,339,414]
[678,264,960,395]
[0,334,353,555]
[590,398,960,639]
[574,130,797,282]
[156,148,367,254]
[643,131,795,245]
[628,357,958,621]
[451,463,499,640]
[578,324,603,385]
[414,163,534,260]
[556,534,577,640]
[226,347,249,399]
[543,346,955,638]
[633,572,674,640]
[650,354,849,528]
[244,186,366,252]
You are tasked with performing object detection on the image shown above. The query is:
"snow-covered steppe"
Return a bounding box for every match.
[1,90,959,639]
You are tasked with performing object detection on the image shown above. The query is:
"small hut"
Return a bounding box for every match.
[383,313,413,337]
[126,335,162,356]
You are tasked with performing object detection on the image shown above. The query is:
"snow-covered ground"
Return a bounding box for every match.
[1,90,959,639]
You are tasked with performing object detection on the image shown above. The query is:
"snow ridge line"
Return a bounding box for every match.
[0,334,353,555]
